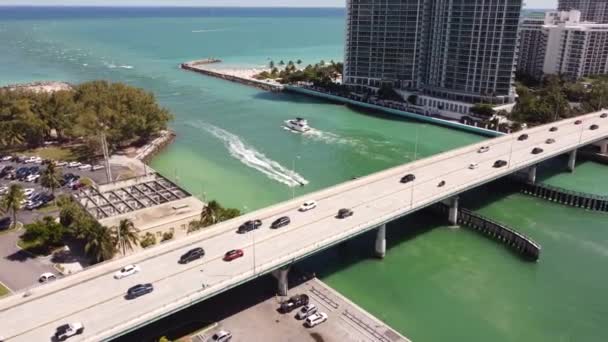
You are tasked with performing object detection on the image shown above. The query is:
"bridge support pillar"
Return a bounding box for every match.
[527,165,537,185]
[448,196,459,227]
[375,224,386,259]
[601,142,608,154]
[272,266,290,297]
[568,149,577,172]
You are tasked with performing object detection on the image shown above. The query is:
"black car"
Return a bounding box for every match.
[575,120,583,125]
[518,134,529,141]
[531,147,544,155]
[15,167,31,180]
[590,124,599,130]
[337,208,353,219]
[28,166,40,174]
[601,113,608,118]
[400,174,416,184]
[549,127,558,132]
[493,160,508,168]
[270,216,291,229]
[279,294,309,313]
[126,283,154,299]
[0,165,14,178]
[437,180,446,187]
[237,220,262,234]
[179,247,205,264]
[0,217,11,231]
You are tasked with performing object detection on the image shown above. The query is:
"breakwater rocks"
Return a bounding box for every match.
[180,61,284,92]
[431,203,541,261]
[135,130,176,163]
[520,182,608,212]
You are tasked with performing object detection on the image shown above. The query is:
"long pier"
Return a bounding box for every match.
[520,182,608,212]
[180,61,284,92]
[432,203,541,261]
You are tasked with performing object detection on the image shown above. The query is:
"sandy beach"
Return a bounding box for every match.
[2,81,73,93]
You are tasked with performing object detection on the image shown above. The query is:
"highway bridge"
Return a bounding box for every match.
[1,111,607,342]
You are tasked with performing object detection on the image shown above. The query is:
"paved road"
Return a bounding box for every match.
[0,111,607,342]
[0,230,56,291]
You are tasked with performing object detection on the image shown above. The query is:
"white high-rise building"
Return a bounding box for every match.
[517,10,608,80]
[344,0,522,116]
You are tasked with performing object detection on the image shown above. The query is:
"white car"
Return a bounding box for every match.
[24,156,40,164]
[78,164,92,170]
[210,330,232,342]
[477,146,490,153]
[0,186,8,195]
[299,200,317,212]
[23,188,36,197]
[55,161,68,167]
[25,174,40,182]
[113,264,141,279]
[1,155,13,161]
[468,163,479,170]
[54,322,84,341]
[67,161,82,168]
[91,164,105,171]
[39,272,57,283]
[304,312,328,327]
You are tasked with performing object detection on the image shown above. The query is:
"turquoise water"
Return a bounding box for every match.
[1,7,607,342]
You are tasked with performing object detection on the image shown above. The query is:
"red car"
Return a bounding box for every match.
[223,249,244,261]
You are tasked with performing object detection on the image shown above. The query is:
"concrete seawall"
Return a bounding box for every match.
[520,182,608,212]
[285,85,504,138]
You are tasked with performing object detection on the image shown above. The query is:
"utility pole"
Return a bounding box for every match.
[100,132,113,183]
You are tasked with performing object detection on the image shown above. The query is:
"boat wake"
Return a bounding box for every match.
[193,122,309,187]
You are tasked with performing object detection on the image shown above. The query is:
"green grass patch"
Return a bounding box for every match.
[17,238,56,257]
[0,282,9,297]
[37,203,60,214]
[20,146,79,161]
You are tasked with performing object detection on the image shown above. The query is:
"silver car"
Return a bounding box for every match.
[296,304,318,320]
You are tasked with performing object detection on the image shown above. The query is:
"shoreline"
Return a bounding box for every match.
[180,60,284,92]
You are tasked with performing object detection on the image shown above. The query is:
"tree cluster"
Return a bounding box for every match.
[0,80,172,152]
[188,200,241,233]
[255,60,343,87]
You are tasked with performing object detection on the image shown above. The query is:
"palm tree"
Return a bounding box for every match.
[296,59,302,65]
[269,60,275,69]
[279,60,285,66]
[200,200,222,227]
[40,161,61,199]
[1,184,24,229]
[114,219,140,256]
[83,223,116,263]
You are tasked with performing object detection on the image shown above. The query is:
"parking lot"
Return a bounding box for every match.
[0,155,126,291]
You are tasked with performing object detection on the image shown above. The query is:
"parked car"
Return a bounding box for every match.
[0,166,14,178]
[237,220,262,234]
[477,146,490,153]
[304,312,328,328]
[67,161,82,168]
[78,164,92,170]
[114,264,141,279]
[532,147,544,155]
[493,160,508,168]
[24,156,41,164]
[54,322,84,341]
[91,164,105,171]
[25,173,40,182]
[55,161,68,167]
[223,249,244,261]
[15,167,31,180]
[400,174,415,183]
[0,217,11,231]
[280,294,309,313]
[271,216,291,229]
[590,124,599,130]
[71,181,86,190]
[518,134,529,141]
[26,200,44,210]
[23,188,36,197]
[296,303,318,320]
[336,208,353,219]
[601,113,607,118]
[546,138,556,144]
[468,163,479,170]
[299,200,317,212]
[549,127,558,132]
[39,272,57,283]
[0,155,13,162]
[126,283,154,299]
[210,330,232,342]
[179,247,205,264]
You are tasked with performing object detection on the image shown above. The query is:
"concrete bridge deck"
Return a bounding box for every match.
[0,111,607,342]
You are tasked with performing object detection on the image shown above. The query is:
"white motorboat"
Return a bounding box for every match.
[284,117,311,133]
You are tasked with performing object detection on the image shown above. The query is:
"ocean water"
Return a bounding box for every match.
[1,7,606,342]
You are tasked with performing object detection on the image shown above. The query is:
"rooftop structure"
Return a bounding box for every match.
[558,0,608,23]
